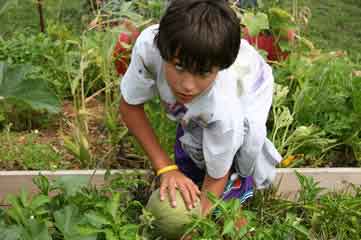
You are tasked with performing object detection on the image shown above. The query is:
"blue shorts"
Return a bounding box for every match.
[174,125,254,204]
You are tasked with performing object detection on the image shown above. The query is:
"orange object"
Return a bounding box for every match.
[113,24,139,75]
[242,27,292,61]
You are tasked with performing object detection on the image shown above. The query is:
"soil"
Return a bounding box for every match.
[2,98,148,171]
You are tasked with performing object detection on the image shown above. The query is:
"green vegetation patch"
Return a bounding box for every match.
[0,172,360,239]
[284,0,361,61]
[0,131,63,170]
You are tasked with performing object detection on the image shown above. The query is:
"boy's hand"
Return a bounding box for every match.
[159,170,201,210]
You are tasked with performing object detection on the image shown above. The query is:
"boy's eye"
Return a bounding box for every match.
[200,72,211,77]
[175,64,184,72]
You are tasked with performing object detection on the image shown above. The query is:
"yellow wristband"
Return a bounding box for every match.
[156,165,178,176]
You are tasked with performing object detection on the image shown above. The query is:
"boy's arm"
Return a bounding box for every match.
[120,98,172,170]
[200,171,230,216]
[120,98,200,208]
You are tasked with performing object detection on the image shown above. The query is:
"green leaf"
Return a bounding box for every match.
[291,223,310,237]
[19,188,29,208]
[32,174,50,195]
[104,169,111,181]
[274,84,289,107]
[53,175,90,197]
[79,139,92,162]
[53,205,97,240]
[0,62,60,113]
[104,229,117,240]
[276,106,293,129]
[0,225,23,240]
[6,195,26,224]
[222,219,235,236]
[76,225,104,235]
[54,205,80,236]
[30,194,50,210]
[84,211,112,227]
[107,192,121,220]
[119,224,139,239]
[25,219,52,240]
[242,12,269,36]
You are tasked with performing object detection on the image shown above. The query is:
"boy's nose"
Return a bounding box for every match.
[180,74,196,93]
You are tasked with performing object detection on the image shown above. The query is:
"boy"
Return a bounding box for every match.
[119,0,281,216]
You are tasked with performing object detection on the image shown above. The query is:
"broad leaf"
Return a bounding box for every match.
[84,211,112,227]
[242,12,269,36]
[24,219,52,240]
[0,62,60,113]
[107,192,121,220]
[222,219,234,236]
[0,225,23,240]
[54,205,97,240]
[52,175,90,197]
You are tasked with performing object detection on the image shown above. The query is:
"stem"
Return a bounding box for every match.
[85,82,116,104]
[36,0,46,33]
[88,0,97,16]
[281,114,294,148]
[271,106,278,144]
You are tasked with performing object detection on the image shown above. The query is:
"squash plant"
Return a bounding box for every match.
[0,62,60,129]
[240,7,299,61]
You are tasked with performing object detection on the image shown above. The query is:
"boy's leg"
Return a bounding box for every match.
[175,124,254,203]
[221,174,254,230]
[174,125,205,185]
[222,174,254,203]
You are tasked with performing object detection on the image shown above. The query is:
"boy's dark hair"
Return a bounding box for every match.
[155,0,241,74]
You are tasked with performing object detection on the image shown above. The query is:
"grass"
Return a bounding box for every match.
[0,130,63,170]
[0,0,88,36]
[286,0,361,62]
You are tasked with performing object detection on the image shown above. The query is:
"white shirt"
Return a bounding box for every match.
[121,25,281,187]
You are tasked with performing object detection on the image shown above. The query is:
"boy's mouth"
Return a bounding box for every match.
[176,92,194,102]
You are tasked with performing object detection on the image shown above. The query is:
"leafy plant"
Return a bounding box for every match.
[271,52,361,167]
[0,62,60,113]
[1,172,154,239]
[0,30,77,97]
[1,172,361,239]
[0,62,60,130]
[293,52,361,163]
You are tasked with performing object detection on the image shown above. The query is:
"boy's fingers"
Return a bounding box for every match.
[168,182,177,208]
[185,178,200,194]
[193,182,201,195]
[178,185,193,210]
[187,180,200,196]
[159,182,168,201]
[187,184,199,208]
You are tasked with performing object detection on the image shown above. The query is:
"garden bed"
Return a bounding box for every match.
[1,168,361,206]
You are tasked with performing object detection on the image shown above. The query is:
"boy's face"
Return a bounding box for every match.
[164,59,219,104]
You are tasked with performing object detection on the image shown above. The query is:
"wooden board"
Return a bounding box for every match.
[273,168,361,200]
[1,168,360,205]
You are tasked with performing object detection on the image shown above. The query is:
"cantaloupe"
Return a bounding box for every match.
[146,188,201,240]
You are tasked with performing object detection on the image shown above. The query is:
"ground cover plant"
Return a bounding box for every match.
[0,172,360,239]
[270,51,361,167]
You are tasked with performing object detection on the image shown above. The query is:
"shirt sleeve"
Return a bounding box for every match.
[120,27,158,105]
[237,39,274,125]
